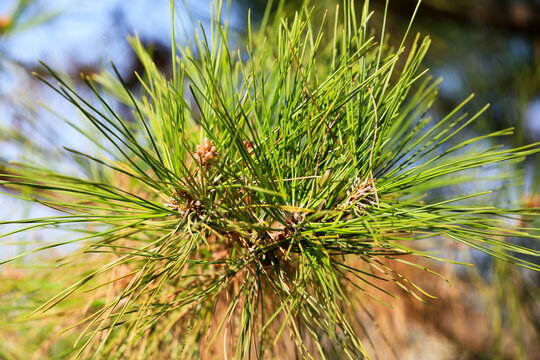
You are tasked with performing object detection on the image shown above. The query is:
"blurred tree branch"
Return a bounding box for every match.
[381,0,540,36]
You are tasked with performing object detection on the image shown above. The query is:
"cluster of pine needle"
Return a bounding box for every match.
[1,0,540,359]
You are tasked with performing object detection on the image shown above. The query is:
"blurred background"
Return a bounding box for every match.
[0,0,539,359]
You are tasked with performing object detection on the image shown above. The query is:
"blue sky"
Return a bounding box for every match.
[0,0,244,69]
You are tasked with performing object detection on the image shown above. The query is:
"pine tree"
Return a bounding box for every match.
[1,1,539,358]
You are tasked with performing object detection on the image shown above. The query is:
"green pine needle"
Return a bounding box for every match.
[1,0,540,358]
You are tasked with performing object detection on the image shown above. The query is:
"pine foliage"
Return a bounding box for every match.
[1,1,539,358]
